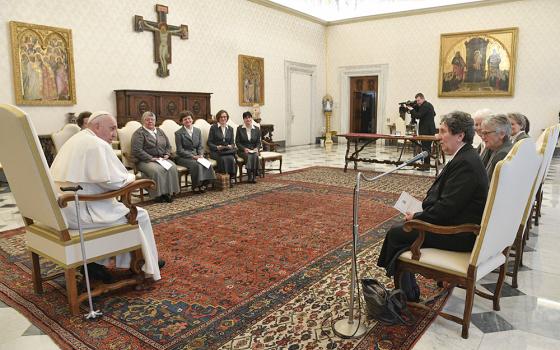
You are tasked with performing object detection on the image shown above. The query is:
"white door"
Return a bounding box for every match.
[288,71,313,146]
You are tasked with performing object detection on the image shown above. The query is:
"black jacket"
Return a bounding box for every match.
[413,144,489,226]
[411,101,436,135]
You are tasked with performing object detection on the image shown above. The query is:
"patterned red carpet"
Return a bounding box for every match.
[0,167,445,349]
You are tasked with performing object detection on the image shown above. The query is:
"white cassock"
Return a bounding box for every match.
[50,129,161,281]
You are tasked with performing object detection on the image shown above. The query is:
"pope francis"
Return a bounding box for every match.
[50,111,163,281]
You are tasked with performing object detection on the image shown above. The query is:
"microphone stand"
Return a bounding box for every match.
[333,152,428,339]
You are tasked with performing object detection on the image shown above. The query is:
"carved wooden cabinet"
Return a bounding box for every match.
[114,89,212,127]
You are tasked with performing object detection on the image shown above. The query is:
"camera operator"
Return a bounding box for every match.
[407,92,436,171]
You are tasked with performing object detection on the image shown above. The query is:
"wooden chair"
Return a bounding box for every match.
[0,104,154,315]
[532,124,560,226]
[158,119,189,190]
[395,138,542,338]
[508,125,558,287]
[51,123,81,154]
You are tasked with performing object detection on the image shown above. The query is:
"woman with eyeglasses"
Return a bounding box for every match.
[480,114,513,180]
[208,110,237,187]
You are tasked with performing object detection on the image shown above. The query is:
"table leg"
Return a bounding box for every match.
[353,139,358,170]
[344,138,351,172]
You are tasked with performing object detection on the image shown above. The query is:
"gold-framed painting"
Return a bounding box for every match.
[10,21,77,105]
[238,55,264,106]
[438,27,518,97]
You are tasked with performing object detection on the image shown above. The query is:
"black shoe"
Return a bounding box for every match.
[155,195,166,203]
[158,259,166,269]
[199,185,207,193]
[82,263,113,284]
[229,177,235,188]
[164,194,173,203]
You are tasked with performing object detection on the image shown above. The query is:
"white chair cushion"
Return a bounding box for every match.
[399,248,506,281]
[399,248,471,277]
[260,151,282,160]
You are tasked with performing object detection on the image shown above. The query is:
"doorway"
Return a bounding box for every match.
[285,61,317,147]
[350,76,378,133]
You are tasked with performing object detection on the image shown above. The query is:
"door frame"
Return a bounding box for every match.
[338,64,388,135]
[285,60,318,147]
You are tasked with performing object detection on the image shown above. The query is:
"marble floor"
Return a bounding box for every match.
[1,142,559,349]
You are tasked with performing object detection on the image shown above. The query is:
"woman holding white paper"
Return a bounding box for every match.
[175,111,216,193]
[131,111,180,202]
[236,111,262,183]
[377,111,488,301]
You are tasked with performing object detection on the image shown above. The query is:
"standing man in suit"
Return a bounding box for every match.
[377,111,489,301]
[236,111,262,183]
[408,93,436,171]
[175,110,216,193]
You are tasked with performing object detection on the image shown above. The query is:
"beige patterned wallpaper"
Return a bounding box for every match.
[0,0,326,137]
[327,0,560,136]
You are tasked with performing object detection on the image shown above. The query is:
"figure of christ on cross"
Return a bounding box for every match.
[134,4,188,77]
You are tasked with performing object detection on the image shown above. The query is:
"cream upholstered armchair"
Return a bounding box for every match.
[51,123,81,153]
[532,124,560,226]
[395,138,542,339]
[508,125,559,288]
[117,120,142,170]
[0,104,154,315]
[193,118,218,169]
[158,119,189,190]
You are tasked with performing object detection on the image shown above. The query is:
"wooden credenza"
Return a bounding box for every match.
[114,89,212,127]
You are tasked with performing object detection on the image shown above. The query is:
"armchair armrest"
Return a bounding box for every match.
[57,179,155,224]
[261,139,279,152]
[402,219,480,260]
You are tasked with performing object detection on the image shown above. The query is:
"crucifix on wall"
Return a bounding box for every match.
[134,4,188,77]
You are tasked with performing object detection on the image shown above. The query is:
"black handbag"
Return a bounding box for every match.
[361,278,416,326]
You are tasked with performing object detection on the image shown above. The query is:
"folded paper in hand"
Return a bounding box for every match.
[197,157,211,169]
[394,191,423,215]
[155,159,173,171]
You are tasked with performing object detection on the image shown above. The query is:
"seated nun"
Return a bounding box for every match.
[131,111,180,203]
[507,112,530,143]
[480,114,513,180]
[50,111,164,283]
[208,109,237,187]
[175,110,216,193]
[236,111,262,183]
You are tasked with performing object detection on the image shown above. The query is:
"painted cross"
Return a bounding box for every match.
[134,4,188,77]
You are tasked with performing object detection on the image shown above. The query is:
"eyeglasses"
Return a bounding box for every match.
[481,130,497,136]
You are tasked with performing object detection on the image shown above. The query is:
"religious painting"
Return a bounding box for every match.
[10,21,76,105]
[438,27,518,97]
[238,55,264,106]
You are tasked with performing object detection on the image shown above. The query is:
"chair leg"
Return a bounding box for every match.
[511,233,523,289]
[461,279,475,339]
[493,260,508,311]
[279,158,283,174]
[30,252,43,294]
[64,268,80,316]
[535,187,543,226]
[261,159,266,178]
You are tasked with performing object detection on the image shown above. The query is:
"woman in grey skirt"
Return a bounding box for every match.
[236,111,261,183]
[175,111,216,193]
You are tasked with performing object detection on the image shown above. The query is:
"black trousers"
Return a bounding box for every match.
[377,223,476,277]
[420,140,432,166]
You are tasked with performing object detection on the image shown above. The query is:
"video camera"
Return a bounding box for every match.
[398,100,418,122]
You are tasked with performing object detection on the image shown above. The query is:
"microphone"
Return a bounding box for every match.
[405,151,429,165]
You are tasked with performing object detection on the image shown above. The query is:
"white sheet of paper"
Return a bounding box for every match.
[197,157,211,169]
[394,191,423,215]
[247,149,257,154]
[155,158,173,171]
